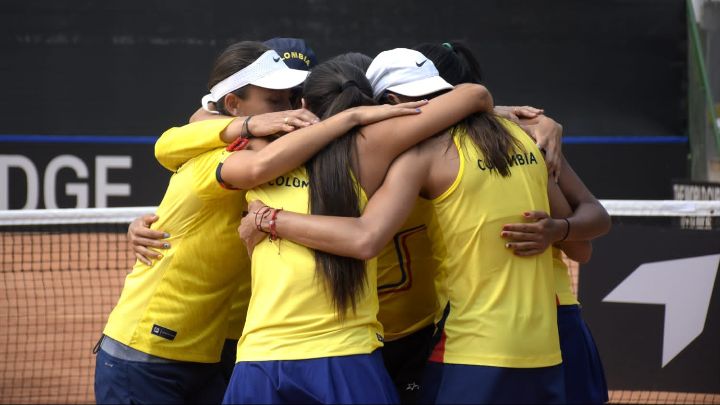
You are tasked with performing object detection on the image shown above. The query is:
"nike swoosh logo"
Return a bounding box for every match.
[273,57,281,62]
[416,60,427,67]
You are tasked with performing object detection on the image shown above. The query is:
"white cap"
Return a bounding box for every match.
[201,49,309,110]
[366,48,454,100]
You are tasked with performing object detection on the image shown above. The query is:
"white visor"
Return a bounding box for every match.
[201,49,309,109]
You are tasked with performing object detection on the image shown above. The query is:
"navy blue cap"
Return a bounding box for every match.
[263,37,318,71]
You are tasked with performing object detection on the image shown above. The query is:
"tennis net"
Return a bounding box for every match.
[0,202,718,404]
[0,208,153,404]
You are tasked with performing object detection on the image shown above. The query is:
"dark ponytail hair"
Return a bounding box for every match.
[331,52,373,73]
[208,41,270,115]
[301,60,377,319]
[414,41,521,176]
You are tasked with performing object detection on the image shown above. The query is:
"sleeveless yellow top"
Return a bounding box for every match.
[104,124,251,362]
[428,122,561,368]
[240,166,383,361]
[553,247,579,305]
[376,198,444,341]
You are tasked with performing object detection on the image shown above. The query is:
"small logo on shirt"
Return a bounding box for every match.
[151,324,177,341]
[273,56,281,62]
[376,333,384,343]
[416,59,427,67]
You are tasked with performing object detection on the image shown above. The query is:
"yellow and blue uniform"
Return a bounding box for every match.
[554,248,609,403]
[377,198,444,342]
[104,119,250,362]
[223,166,398,404]
[238,166,381,360]
[424,122,564,404]
[96,119,251,404]
[154,118,250,377]
[376,199,446,403]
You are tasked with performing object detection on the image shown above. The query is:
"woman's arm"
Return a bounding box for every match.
[518,115,563,182]
[155,109,320,172]
[220,102,427,189]
[357,83,492,196]
[155,120,232,171]
[501,155,610,262]
[127,214,170,265]
[547,181,593,263]
[238,149,428,258]
[555,154,611,240]
[501,181,591,262]
[135,104,426,261]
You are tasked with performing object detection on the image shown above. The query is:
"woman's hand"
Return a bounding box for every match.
[519,115,563,182]
[347,100,429,126]
[238,200,271,256]
[127,214,170,265]
[247,109,320,136]
[212,109,320,143]
[494,105,544,124]
[500,210,567,257]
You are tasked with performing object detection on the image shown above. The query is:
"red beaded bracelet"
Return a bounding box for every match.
[268,208,283,241]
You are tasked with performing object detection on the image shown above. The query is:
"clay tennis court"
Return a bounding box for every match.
[2,228,718,404]
[1,230,130,404]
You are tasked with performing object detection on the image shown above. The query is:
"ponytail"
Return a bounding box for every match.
[413,41,520,175]
[302,61,377,318]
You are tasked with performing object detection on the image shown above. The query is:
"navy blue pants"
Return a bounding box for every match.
[222,350,399,404]
[94,347,227,404]
[558,305,609,404]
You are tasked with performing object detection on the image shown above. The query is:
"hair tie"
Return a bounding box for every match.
[442,42,453,50]
[340,80,358,91]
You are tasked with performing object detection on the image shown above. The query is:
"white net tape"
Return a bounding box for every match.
[0,200,719,226]
[600,200,720,217]
[0,207,156,225]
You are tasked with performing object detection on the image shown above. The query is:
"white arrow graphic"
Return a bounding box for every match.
[603,254,720,367]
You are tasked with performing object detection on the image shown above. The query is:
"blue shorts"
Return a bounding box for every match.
[94,338,227,404]
[558,304,609,404]
[222,350,399,404]
[421,361,565,404]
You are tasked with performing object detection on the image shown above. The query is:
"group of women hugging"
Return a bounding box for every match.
[94,37,611,404]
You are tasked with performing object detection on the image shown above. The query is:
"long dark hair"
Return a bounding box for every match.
[414,41,521,176]
[208,41,270,115]
[331,52,373,73]
[301,60,377,318]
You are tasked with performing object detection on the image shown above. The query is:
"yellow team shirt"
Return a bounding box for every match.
[155,120,229,172]
[239,166,383,361]
[103,120,251,362]
[428,122,561,368]
[377,198,445,341]
[554,247,580,306]
[154,118,248,340]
